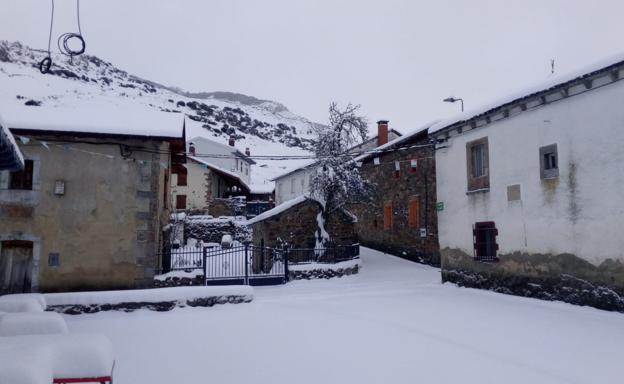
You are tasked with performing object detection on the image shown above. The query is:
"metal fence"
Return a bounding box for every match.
[287,244,360,264]
[158,243,360,285]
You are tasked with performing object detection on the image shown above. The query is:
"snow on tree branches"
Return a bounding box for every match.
[310,103,369,247]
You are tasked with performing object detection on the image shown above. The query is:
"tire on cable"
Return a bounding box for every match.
[58,32,86,58]
[39,56,53,74]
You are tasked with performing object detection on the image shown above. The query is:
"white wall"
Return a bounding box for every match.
[275,168,313,204]
[436,75,624,265]
[171,161,211,210]
[188,137,252,184]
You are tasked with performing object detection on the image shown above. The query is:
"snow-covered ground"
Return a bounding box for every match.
[65,248,624,384]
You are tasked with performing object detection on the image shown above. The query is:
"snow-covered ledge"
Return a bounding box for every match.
[44,286,254,315]
[289,258,361,280]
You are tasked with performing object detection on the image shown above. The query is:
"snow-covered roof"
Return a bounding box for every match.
[249,183,275,194]
[247,195,313,225]
[188,136,256,164]
[428,51,624,136]
[5,105,185,139]
[0,111,24,171]
[188,155,250,191]
[354,120,438,163]
[271,158,317,181]
[272,130,405,181]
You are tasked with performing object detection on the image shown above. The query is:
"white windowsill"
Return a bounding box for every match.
[466,188,490,195]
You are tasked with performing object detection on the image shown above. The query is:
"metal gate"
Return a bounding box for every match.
[202,245,287,286]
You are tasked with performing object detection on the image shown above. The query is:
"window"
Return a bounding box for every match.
[473,221,499,262]
[408,197,420,228]
[48,253,60,267]
[466,137,489,191]
[300,178,305,192]
[539,144,559,179]
[410,159,417,173]
[177,169,187,186]
[383,202,393,230]
[472,144,486,177]
[176,194,187,210]
[291,178,295,193]
[9,159,34,190]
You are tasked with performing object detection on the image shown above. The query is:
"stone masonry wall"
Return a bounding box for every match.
[441,248,624,312]
[251,199,357,250]
[350,133,440,266]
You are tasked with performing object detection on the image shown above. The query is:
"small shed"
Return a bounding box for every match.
[247,195,357,251]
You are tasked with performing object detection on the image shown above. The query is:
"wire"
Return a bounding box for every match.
[38,0,54,74]
[57,0,86,61]
[39,0,86,74]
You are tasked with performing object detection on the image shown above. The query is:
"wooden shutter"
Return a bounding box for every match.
[408,197,420,228]
[176,195,187,210]
[9,160,34,190]
[177,169,188,186]
[473,221,499,261]
[383,202,392,230]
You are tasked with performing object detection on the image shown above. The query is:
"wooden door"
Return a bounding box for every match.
[0,241,34,294]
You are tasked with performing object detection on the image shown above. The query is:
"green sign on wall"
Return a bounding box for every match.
[436,202,444,211]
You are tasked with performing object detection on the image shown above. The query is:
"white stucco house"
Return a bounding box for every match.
[430,53,624,311]
[273,121,401,204]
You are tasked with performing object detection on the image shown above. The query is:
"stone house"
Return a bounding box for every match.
[273,126,401,205]
[171,155,252,211]
[0,107,185,293]
[170,136,274,217]
[350,120,440,266]
[248,195,357,252]
[429,52,624,311]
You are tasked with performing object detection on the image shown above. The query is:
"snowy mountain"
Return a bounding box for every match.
[0,40,320,187]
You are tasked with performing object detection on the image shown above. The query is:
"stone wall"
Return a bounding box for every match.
[441,248,624,312]
[208,198,245,217]
[350,132,440,266]
[251,199,356,249]
[289,264,359,280]
[184,216,251,244]
[47,294,252,315]
[0,134,171,292]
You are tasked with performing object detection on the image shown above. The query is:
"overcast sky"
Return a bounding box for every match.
[2,0,624,133]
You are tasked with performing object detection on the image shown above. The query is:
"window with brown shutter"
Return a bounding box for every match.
[473,221,499,262]
[176,194,187,210]
[9,160,34,190]
[408,197,420,228]
[383,202,392,230]
[466,137,490,192]
[176,169,188,186]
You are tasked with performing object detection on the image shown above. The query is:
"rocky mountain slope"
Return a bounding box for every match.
[0,40,320,186]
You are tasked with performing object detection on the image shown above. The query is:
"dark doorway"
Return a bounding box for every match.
[0,240,34,294]
[473,222,499,262]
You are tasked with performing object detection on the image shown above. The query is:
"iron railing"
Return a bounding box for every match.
[158,243,360,285]
[286,244,360,264]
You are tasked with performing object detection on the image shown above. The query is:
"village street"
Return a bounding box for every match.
[66,248,624,384]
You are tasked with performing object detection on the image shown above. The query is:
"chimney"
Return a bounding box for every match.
[245,147,250,157]
[228,135,235,147]
[189,142,196,156]
[377,120,389,147]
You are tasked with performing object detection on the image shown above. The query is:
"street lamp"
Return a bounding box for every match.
[443,97,464,112]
